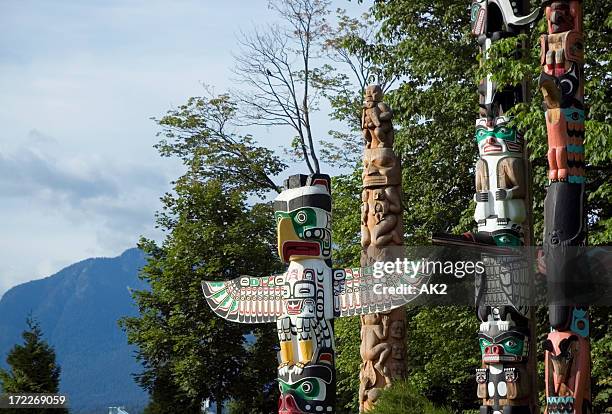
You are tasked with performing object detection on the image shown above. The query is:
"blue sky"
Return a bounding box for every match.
[0,0,367,295]
[0,0,369,296]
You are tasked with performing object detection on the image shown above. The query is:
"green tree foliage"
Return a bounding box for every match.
[153,90,286,196]
[326,0,611,412]
[0,318,67,414]
[120,93,285,413]
[368,379,452,414]
[329,170,362,413]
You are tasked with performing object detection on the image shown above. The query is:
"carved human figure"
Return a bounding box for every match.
[362,85,394,149]
[370,187,402,247]
[360,313,391,374]
[473,116,527,246]
[539,1,585,183]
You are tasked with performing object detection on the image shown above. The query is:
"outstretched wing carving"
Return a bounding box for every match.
[201,275,285,324]
[334,267,429,317]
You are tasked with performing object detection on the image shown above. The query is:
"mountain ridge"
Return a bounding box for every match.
[0,248,149,413]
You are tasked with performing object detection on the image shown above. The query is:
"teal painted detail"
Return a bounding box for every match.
[562,107,585,123]
[570,308,589,337]
[568,176,586,184]
[479,336,525,357]
[546,395,574,414]
[475,125,517,143]
[279,377,324,402]
[470,3,480,22]
[567,144,584,153]
[493,233,522,246]
[275,208,317,238]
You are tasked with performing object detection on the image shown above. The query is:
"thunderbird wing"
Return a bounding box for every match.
[202,274,285,323]
[334,266,429,317]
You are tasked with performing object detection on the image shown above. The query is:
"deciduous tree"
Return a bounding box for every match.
[121,93,285,414]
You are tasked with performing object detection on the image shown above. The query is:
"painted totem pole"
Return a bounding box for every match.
[470,3,542,413]
[202,174,426,414]
[359,84,406,412]
[431,1,541,413]
[539,1,591,413]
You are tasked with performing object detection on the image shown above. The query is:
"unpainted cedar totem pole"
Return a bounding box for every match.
[202,174,426,414]
[359,84,406,412]
[539,1,591,413]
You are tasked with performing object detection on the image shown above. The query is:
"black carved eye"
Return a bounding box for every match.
[295,211,308,224]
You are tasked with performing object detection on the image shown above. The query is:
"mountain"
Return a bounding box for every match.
[0,248,149,413]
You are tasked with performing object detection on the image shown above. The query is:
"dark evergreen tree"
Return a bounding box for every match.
[0,318,67,414]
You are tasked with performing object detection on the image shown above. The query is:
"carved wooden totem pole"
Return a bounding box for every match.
[202,174,426,414]
[539,1,591,413]
[433,2,542,413]
[470,3,542,413]
[359,84,406,412]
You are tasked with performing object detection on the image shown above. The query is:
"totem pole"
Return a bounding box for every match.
[434,1,541,413]
[202,174,426,414]
[359,84,406,412]
[471,3,542,413]
[539,1,591,413]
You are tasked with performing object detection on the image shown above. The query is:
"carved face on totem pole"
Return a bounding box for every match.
[274,175,332,263]
[278,351,335,414]
[364,84,383,104]
[475,117,524,157]
[476,311,531,411]
[273,175,336,414]
[362,84,394,149]
[479,327,528,364]
[547,1,574,33]
[543,332,591,414]
[362,148,400,187]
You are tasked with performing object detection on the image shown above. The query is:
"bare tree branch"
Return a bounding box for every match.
[232,0,332,174]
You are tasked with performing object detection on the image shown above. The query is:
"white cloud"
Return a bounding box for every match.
[0,129,174,296]
[0,0,370,297]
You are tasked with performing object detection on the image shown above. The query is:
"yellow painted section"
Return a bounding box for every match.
[279,340,294,365]
[298,339,314,364]
[277,217,299,259]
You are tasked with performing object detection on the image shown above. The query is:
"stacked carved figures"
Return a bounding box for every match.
[359,85,406,412]
[202,174,426,414]
[470,2,542,413]
[431,1,542,413]
[539,1,591,413]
